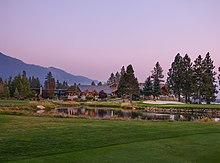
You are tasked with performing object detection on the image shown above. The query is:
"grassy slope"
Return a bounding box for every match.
[0,114,220,162]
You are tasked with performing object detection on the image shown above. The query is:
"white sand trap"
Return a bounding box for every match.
[143,100,185,105]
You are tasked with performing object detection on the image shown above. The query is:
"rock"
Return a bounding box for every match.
[37,110,45,113]
[37,105,45,109]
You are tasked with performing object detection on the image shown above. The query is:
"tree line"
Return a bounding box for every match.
[167,52,217,104]
[1,52,219,103]
[0,71,69,99]
[107,62,164,101]
[107,52,220,104]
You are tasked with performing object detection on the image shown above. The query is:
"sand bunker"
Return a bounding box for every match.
[143,100,185,105]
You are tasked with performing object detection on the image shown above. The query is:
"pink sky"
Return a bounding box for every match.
[1,0,220,82]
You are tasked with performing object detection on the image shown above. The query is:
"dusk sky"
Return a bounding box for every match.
[1,0,220,82]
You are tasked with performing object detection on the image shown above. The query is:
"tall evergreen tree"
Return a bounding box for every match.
[0,78,10,98]
[167,53,183,102]
[143,76,153,97]
[8,76,13,97]
[115,72,121,84]
[20,71,31,97]
[152,62,164,97]
[117,70,127,97]
[219,67,220,90]
[29,76,41,96]
[14,88,19,99]
[192,55,204,104]
[181,54,193,103]
[118,65,139,102]
[44,72,55,98]
[29,76,41,89]
[120,66,126,76]
[12,73,22,95]
[201,53,217,104]
[0,77,4,98]
[4,85,10,98]
[117,66,127,96]
[107,73,116,85]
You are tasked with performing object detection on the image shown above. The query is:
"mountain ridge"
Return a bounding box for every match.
[0,52,98,85]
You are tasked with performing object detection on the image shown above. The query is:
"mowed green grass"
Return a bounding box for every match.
[135,102,220,110]
[1,115,220,162]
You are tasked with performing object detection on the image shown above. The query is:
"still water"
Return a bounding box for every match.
[56,107,220,122]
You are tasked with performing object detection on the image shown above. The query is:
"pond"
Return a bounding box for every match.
[55,107,220,122]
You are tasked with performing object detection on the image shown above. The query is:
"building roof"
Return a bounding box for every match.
[78,85,113,94]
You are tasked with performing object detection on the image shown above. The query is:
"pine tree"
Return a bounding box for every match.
[143,76,153,97]
[36,78,40,88]
[117,70,127,97]
[115,72,121,84]
[181,54,193,103]
[12,74,22,95]
[62,81,68,89]
[20,71,31,97]
[30,76,41,89]
[14,88,19,99]
[44,72,55,98]
[98,82,102,86]
[152,62,164,97]
[120,66,126,76]
[0,77,4,98]
[91,81,96,86]
[56,80,62,89]
[201,53,217,104]
[4,86,10,98]
[167,54,183,102]
[107,73,116,85]
[118,65,139,102]
[192,55,204,104]
[219,67,220,90]
[8,76,13,97]
[107,71,121,86]
[29,76,41,96]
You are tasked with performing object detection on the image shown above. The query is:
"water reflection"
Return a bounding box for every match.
[55,107,220,122]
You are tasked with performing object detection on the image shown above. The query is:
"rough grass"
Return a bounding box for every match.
[0,114,220,162]
[0,100,29,104]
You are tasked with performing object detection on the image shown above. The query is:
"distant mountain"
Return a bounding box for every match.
[0,52,98,85]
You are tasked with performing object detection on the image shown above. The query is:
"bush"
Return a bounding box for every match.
[110,95,117,99]
[86,96,94,101]
[121,103,132,109]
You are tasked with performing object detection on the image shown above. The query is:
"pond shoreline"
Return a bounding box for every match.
[0,100,220,121]
[55,106,220,122]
